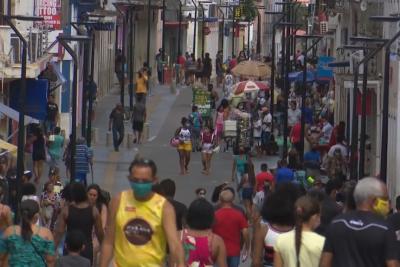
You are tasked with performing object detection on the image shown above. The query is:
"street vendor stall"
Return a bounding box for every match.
[192,85,212,126]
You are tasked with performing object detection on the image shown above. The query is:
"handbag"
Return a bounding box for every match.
[170,137,180,148]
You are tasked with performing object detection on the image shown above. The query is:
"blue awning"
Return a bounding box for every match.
[289,71,315,83]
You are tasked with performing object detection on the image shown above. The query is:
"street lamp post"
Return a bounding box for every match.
[295,35,322,161]
[348,36,388,179]
[129,8,135,111]
[3,15,43,222]
[57,35,92,183]
[147,0,152,66]
[217,5,225,52]
[177,0,183,60]
[265,11,285,133]
[191,0,198,55]
[163,0,166,61]
[369,16,400,181]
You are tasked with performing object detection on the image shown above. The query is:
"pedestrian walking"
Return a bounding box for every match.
[156,48,163,84]
[231,147,250,195]
[99,158,185,267]
[109,103,125,152]
[182,198,228,267]
[200,125,215,175]
[274,196,325,267]
[56,230,91,267]
[255,163,274,193]
[47,126,64,167]
[136,70,148,104]
[189,106,202,152]
[31,126,46,184]
[261,108,272,155]
[252,183,300,267]
[54,182,104,265]
[74,137,93,186]
[44,94,59,134]
[156,179,187,231]
[175,117,192,175]
[0,200,56,266]
[40,181,61,230]
[212,189,250,267]
[202,53,212,85]
[320,177,398,267]
[131,95,147,144]
[238,167,255,220]
[216,50,224,88]
[275,159,295,184]
[87,184,108,266]
[195,58,203,82]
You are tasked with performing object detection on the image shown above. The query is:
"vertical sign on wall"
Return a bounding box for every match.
[35,0,62,30]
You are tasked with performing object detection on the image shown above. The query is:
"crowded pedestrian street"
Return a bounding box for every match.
[4,0,400,266]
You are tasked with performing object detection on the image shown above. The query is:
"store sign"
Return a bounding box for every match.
[36,0,62,30]
[192,89,211,117]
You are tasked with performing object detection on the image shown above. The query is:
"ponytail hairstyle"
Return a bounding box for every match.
[294,196,320,267]
[20,200,40,241]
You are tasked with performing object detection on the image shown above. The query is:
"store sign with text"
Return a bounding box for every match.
[35,0,62,30]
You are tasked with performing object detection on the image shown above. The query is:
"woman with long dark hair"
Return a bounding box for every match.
[252,183,301,267]
[274,196,324,267]
[87,184,108,266]
[0,200,55,266]
[54,183,104,264]
[181,198,227,267]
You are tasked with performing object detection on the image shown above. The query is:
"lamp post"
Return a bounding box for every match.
[369,15,400,182]
[57,34,92,183]
[217,5,225,52]
[348,36,388,179]
[163,0,166,61]
[2,15,43,222]
[190,0,198,55]
[147,0,152,66]
[295,35,322,161]
[199,3,205,58]
[265,11,285,132]
[177,0,183,60]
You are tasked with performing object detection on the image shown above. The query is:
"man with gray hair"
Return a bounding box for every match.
[320,177,399,267]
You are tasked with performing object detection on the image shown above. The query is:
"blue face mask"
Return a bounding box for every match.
[130,181,153,198]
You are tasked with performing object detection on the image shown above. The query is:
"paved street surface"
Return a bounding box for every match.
[91,83,279,207]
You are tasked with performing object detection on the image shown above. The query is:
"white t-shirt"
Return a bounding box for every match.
[262,113,272,132]
[321,122,333,142]
[328,143,348,157]
[275,230,325,267]
[288,108,301,127]
[253,119,262,138]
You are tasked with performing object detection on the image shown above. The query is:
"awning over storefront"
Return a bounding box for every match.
[1,53,53,79]
[0,103,39,126]
[0,139,17,157]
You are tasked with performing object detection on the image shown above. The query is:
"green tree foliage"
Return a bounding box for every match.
[242,0,257,22]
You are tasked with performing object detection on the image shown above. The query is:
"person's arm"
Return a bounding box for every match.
[251,223,267,267]
[99,193,121,267]
[93,206,104,243]
[214,235,228,267]
[0,226,12,266]
[108,111,114,131]
[162,201,184,267]
[42,228,56,267]
[53,206,67,248]
[241,227,250,260]
[101,204,108,229]
[273,251,284,267]
[232,159,236,181]
[319,252,333,267]
[4,207,12,228]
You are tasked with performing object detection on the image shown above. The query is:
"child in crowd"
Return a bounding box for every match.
[56,230,91,267]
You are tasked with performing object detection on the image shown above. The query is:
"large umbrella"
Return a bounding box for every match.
[232,60,271,78]
[233,80,270,95]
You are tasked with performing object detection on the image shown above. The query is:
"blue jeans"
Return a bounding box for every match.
[227,256,240,267]
[112,127,124,150]
[75,172,87,186]
[261,131,271,150]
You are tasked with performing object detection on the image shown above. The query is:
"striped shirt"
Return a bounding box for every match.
[75,144,93,174]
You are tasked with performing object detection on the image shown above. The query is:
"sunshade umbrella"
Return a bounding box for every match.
[231,60,271,78]
[233,81,270,95]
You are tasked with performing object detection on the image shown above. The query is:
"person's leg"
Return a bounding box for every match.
[185,150,191,173]
[206,153,213,174]
[178,150,185,175]
[138,130,143,144]
[112,127,119,151]
[37,160,44,182]
[33,160,39,181]
[118,127,125,147]
[201,152,207,173]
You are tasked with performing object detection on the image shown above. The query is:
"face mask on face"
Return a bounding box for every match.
[373,197,390,217]
[130,181,153,198]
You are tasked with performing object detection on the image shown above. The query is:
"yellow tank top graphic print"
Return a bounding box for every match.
[114,190,167,267]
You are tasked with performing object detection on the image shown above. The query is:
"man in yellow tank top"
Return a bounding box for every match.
[100,158,185,267]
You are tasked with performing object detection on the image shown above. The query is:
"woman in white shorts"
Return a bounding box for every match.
[201,126,215,175]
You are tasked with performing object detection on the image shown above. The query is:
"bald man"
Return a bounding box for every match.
[212,189,250,267]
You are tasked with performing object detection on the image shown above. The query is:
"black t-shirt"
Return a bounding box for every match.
[316,197,342,236]
[46,102,58,121]
[168,198,187,231]
[109,108,124,129]
[323,210,399,267]
[387,212,400,244]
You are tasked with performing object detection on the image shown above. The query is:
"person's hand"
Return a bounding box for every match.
[241,250,249,262]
